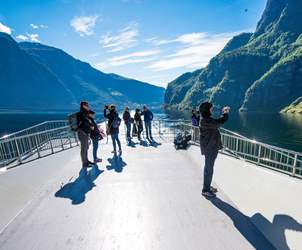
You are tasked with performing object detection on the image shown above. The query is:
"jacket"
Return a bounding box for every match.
[199,113,228,155]
[141,110,153,122]
[104,109,119,134]
[90,118,101,140]
[77,108,92,135]
[123,111,131,124]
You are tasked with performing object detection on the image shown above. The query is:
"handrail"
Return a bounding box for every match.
[0,119,301,179]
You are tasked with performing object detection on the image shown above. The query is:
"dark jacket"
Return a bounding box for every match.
[199,113,228,155]
[141,110,153,122]
[77,108,92,135]
[104,109,119,134]
[134,112,143,131]
[90,118,101,140]
[123,111,131,124]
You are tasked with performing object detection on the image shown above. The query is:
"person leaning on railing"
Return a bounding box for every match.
[199,102,230,198]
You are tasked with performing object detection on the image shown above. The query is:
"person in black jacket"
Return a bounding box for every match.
[199,102,229,198]
[123,107,132,143]
[141,105,154,141]
[134,109,143,142]
[104,105,122,154]
[88,110,102,163]
[77,101,94,168]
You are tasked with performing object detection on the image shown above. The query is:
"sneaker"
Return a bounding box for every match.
[111,150,117,154]
[202,191,216,198]
[88,161,95,165]
[210,186,218,193]
[118,149,122,154]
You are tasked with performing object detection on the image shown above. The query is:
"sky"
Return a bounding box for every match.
[0,0,267,87]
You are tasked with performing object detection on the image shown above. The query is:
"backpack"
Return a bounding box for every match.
[192,116,199,126]
[174,131,192,150]
[112,115,121,129]
[67,112,79,131]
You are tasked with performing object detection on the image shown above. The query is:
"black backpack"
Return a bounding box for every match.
[174,131,192,150]
[67,112,79,131]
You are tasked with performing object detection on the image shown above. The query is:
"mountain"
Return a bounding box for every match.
[281,96,302,114]
[164,0,302,113]
[0,32,74,110]
[0,33,164,111]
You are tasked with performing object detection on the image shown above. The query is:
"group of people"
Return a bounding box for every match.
[76,101,154,168]
[76,100,230,199]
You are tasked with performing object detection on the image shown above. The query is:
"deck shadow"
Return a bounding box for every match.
[208,197,276,250]
[106,154,127,173]
[55,165,103,205]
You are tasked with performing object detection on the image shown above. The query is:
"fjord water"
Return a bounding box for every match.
[167,111,302,153]
[0,112,301,153]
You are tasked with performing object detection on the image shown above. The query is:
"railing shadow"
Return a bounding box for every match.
[106,153,127,173]
[208,197,276,250]
[55,165,103,205]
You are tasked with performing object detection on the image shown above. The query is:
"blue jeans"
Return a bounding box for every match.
[92,139,99,161]
[203,151,218,192]
[111,133,121,151]
[125,123,131,140]
[144,121,152,139]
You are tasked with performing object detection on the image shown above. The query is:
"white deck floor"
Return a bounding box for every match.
[0,136,298,250]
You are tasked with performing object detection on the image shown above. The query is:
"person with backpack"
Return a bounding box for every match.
[199,102,230,198]
[104,104,122,154]
[141,105,154,141]
[191,109,199,126]
[77,101,94,168]
[134,108,143,142]
[88,110,103,163]
[123,107,132,144]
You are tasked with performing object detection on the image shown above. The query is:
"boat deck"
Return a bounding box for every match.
[0,136,301,249]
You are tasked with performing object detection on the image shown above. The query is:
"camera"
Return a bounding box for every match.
[105,105,109,109]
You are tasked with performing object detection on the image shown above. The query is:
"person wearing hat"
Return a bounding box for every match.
[199,102,230,198]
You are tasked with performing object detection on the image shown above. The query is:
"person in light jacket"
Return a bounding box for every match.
[199,102,229,198]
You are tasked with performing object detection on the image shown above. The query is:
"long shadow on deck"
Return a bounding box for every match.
[55,165,103,205]
[209,197,276,250]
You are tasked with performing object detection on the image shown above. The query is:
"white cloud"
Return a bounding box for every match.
[16,33,40,42]
[148,32,236,71]
[99,22,138,52]
[96,49,160,69]
[16,34,29,41]
[70,15,98,36]
[27,34,40,42]
[30,23,48,29]
[0,22,12,35]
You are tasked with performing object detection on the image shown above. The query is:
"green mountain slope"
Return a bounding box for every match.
[164,0,302,113]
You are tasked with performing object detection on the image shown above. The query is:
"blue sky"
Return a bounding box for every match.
[0,0,266,87]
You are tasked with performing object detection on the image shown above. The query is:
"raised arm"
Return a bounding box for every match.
[200,113,228,130]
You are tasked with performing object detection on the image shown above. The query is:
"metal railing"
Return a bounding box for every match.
[0,121,78,168]
[1,119,301,179]
[185,124,302,178]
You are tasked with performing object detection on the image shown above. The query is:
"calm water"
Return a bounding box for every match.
[166,111,302,153]
[0,112,301,153]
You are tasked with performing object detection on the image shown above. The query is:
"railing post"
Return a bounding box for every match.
[60,132,64,150]
[74,132,79,146]
[68,131,72,148]
[235,137,239,156]
[292,154,298,177]
[34,134,41,158]
[257,145,262,165]
[14,136,22,164]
